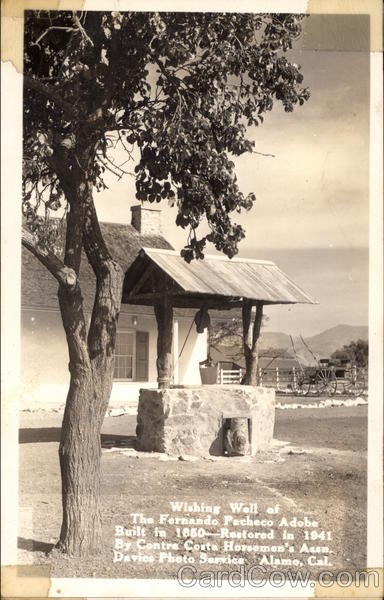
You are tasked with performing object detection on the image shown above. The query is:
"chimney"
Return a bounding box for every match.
[130,204,162,236]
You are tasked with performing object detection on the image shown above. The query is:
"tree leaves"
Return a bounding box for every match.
[331,340,368,369]
[23,11,310,260]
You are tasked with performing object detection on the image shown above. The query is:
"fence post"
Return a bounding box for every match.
[220,369,224,385]
[258,367,263,386]
[276,367,279,389]
[292,367,296,390]
[239,368,242,383]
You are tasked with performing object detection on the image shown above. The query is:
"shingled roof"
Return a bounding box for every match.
[21,222,173,313]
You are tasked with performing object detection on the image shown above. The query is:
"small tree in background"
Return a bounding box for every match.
[331,339,368,369]
[209,313,285,381]
[22,10,309,556]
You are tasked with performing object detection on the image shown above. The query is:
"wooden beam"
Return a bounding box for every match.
[173,320,179,385]
[123,291,301,309]
[123,292,244,310]
[252,302,263,346]
[154,297,173,389]
[125,267,184,297]
[129,263,155,296]
[242,300,263,385]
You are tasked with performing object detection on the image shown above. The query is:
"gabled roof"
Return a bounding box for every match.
[123,247,318,308]
[22,222,173,313]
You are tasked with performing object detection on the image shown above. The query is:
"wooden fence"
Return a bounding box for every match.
[218,368,243,384]
[218,367,296,390]
[218,366,367,396]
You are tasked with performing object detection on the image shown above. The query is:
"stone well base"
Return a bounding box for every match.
[136,385,275,457]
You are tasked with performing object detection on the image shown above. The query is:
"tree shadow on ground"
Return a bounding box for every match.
[18,537,54,554]
[19,428,136,448]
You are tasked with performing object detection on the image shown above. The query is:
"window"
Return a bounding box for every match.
[114,331,135,380]
[113,330,149,381]
[135,331,149,381]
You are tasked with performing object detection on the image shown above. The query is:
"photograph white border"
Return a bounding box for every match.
[1,1,382,597]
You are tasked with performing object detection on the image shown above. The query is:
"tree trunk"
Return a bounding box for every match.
[55,175,123,556]
[23,156,124,556]
[57,353,119,555]
[57,369,105,554]
[154,297,173,389]
[56,256,123,555]
[243,347,258,385]
[242,300,263,385]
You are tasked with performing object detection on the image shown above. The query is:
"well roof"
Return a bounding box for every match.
[123,247,318,308]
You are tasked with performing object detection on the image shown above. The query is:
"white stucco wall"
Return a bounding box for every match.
[176,318,208,385]
[21,309,69,408]
[20,308,207,409]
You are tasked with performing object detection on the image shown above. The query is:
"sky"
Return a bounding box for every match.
[94,14,370,337]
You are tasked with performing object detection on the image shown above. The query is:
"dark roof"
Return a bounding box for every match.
[123,247,317,307]
[210,345,301,371]
[21,222,173,313]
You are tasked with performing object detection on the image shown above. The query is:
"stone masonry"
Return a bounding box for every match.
[136,385,275,457]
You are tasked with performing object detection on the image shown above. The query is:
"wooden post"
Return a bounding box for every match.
[292,367,297,391]
[154,297,173,389]
[242,300,263,385]
[172,319,179,385]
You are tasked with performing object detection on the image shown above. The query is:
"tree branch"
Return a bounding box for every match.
[252,150,276,158]
[32,25,78,48]
[82,196,113,274]
[73,13,94,47]
[252,302,263,348]
[81,196,123,364]
[22,227,77,289]
[24,75,79,120]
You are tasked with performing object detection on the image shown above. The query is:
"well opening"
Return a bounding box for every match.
[222,415,252,456]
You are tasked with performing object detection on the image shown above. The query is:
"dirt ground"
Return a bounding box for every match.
[18,401,367,580]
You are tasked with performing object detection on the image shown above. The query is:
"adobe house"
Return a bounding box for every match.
[20,205,208,409]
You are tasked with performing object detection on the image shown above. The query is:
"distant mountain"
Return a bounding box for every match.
[212,324,368,367]
[259,325,368,361]
[305,325,368,357]
[259,331,291,350]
